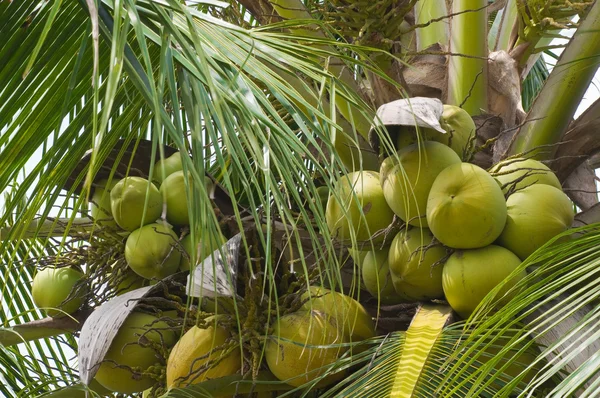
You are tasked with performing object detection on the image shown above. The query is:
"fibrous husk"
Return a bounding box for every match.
[488,50,526,130]
[552,98,600,182]
[557,162,598,211]
[470,113,503,169]
[402,44,447,100]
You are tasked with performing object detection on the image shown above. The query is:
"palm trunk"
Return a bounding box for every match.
[447,0,488,115]
[414,0,449,51]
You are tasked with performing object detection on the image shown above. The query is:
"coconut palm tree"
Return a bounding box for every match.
[1,0,599,397]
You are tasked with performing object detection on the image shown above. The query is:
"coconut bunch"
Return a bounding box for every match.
[327,105,574,318]
[87,152,225,286]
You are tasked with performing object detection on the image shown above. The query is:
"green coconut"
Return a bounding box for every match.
[432,105,476,158]
[388,228,445,301]
[326,171,394,243]
[110,177,162,231]
[348,247,370,268]
[153,152,183,185]
[427,163,507,249]
[94,312,177,394]
[361,248,400,304]
[497,184,574,260]
[200,296,237,315]
[125,223,181,280]
[265,310,346,388]
[166,318,241,388]
[90,179,118,228]
[31,267,85,317]
[395,105,475,158]
[490,157,561,194]
[394,126,424,150]
[160,171,191,226]
[301,286,375,343]
[179,232,227,271]
[114,269,147,295]
[315,186,330,209]
[442,245,525,318]
[380,141,461,227]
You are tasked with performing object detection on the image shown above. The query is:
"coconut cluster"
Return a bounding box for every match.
[327,105,574,319]
[265,286,375,387]
[86,152,224,288]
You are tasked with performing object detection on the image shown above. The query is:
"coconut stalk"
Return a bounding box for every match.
[0,310,91,347]
[508,2,600,159]
[0,217,103,240]
[414,0,449,51]
[447,0,489,115]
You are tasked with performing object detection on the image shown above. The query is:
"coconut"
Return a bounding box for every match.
[110,177,162,231]
[178,232,227,271]
[361,248,400,304]
[326,171,394,244]
[301,286,375,343]
[388,228,445,301]
[153,152,183,185]
[160,171,190,226]
[497,184,574,260]
[114,269,147,295]
[427,163,507,249]
[90,179,118,228]
[125,223,181,280]
[265,310,346,387]
[395,126,422,150]
[31,267,85,317]
[442,245,525,318]
[394,105,475,158]
[200,296,237,315]
[380,141,461,227]
[348,247,370,268]
[490,157,561,194]
[432,105,476,158]
[94,312,177,394]
[166,318,241,389]
[315,186,330,209]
